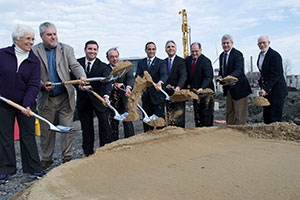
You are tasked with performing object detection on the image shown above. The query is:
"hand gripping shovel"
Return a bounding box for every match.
[0,96,73,132]
[84,89,128,121]
[143,71,170,100]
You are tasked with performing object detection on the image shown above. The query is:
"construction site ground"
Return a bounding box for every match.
[1,91,300,200]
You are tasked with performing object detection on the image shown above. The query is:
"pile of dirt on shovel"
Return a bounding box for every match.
[13,123,300,200]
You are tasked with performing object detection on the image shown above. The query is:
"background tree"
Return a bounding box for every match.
[283,59,292,77]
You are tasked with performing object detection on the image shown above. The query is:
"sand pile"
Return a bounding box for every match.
[169,89,198,102]
[13,123,300,200]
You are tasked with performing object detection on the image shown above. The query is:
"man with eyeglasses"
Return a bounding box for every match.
[257,35,287,124]
[186,42,215,127]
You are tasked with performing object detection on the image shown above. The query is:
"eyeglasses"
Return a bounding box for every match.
[258,41,267,45]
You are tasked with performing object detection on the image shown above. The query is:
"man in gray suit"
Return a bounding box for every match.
[32,22,86,169]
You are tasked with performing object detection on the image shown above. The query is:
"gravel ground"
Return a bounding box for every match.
[1,91,299,200]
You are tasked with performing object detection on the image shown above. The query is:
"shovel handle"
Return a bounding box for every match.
[89,90,106,105]
[63,80,81,85]
[5,99,34,116]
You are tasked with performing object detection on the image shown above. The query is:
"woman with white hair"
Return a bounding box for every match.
[0,24,43,184]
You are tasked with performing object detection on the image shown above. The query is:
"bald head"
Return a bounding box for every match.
[257,35,270,52]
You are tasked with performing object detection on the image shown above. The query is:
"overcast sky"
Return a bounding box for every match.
[1,0,299,74]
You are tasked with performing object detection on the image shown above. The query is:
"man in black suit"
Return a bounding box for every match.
[218,34,251,125]
[186,42,215,127]
[106,48,135,140]
[164,40,187,128]
[136,42,168,132]
[257,35,288,124]
[76,40,113,156]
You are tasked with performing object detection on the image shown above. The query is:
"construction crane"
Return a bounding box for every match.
[178,9,191,58]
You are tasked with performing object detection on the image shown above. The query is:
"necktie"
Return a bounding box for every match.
[222,53,227,76]
[147,59,151,71]
[86,62,91,73]
[191,58,196,77]
[168,58,172,74]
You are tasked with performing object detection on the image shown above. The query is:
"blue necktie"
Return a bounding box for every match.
[168,58,172,74]
[147,59,151,71]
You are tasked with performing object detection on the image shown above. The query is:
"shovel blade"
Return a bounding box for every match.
[143,114,158,123]
[113,112,128,121]
[48,125,74,133]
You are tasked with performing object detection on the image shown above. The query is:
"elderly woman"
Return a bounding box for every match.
[0,24,43,184]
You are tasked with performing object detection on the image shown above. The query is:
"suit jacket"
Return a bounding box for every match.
[219,48,251,100]
[76,57,112,113]
[257,47,288,99]
[164,55,187,92]
[186,54,214,91]
[113,66,135,105]
[32,42,86,111]
[136,57,168,105]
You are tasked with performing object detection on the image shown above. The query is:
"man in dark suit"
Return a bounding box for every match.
[218,34,251,125]
[136,42,168,132]
[106,48,135,140]
[186,42,215,127]
[76,40,113,156]
[257,35,288,124]
[164,40,187,128]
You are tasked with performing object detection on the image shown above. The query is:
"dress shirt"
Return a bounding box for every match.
[258,48,269,71]
[85,58,96,72]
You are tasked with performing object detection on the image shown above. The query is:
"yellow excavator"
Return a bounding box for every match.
[178,9,191,58]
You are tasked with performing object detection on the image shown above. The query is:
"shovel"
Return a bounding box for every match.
[46,76,119,87]
[136,104,159,123]
[0,96,73,133]
[84,88,128,121]
[117,86,159,123]
[158,87,170,100]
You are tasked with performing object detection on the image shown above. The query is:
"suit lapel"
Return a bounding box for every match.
[226,49,234,75]
[150,57,157,72]
[170,56,178,74]
[257,54,262,73]
[56,43,62,70]
[261,48,271,72]
[37,44,49,73]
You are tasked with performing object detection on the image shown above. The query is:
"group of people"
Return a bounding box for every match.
[0,21,287,184]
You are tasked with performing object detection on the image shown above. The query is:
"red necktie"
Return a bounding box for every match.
[191,58,196,77]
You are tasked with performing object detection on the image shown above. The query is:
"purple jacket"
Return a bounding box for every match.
[0,45,41,109]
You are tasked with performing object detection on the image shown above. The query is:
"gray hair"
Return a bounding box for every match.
[39,22,56,35]
[222,34,233,42]
[190,42,201,49]
[258,35,269,42]
[106,47,119,59]
[12,24,34,43]
[165,40,177,49]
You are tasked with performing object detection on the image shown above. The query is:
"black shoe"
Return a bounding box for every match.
[62,156,72,163]
[42,160,53,170]
[30,171,46,180]
[0,174,8,184]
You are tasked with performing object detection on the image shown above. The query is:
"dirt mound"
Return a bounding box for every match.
[13,123,300,200]
[229,122,300,141]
